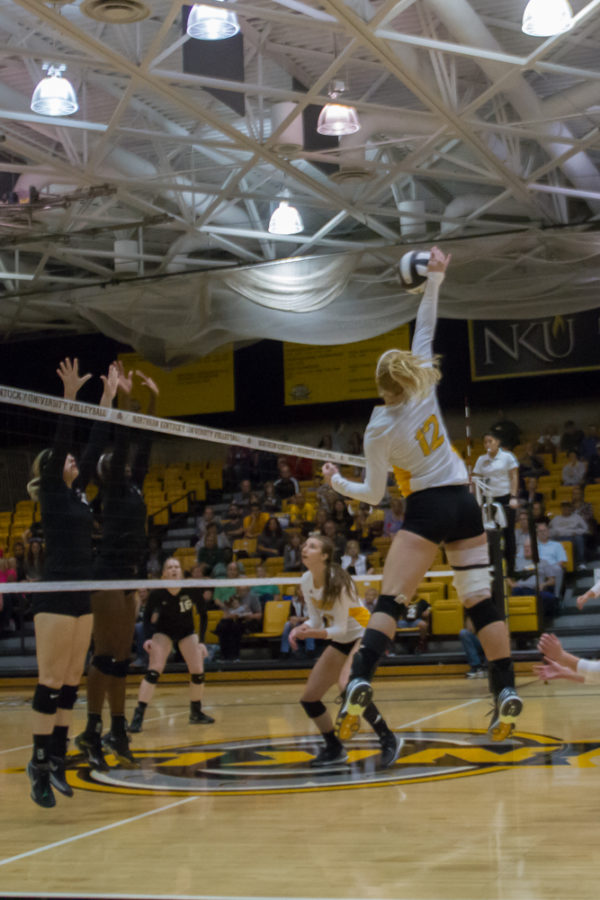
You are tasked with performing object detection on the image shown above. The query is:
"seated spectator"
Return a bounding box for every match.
[518,442,548,480]
[256,517,285,560]
[330,498,353,535]
[383,498,404,537]
[195,521,229,551]
[560,419,584,455]
[579,424,599,463]
[273,462,299,501]
[221,503,245,544]
[514,509,532,555]
[340,538,373,576]
[24,537,44,582]
[532,522,567,594]
[531,500,549,525]
[196,529,226,575]
[143,534,165,578]
[535,423,560,460]
[396,597,430,654]
[287,492,316,528]
[548,501,588,567]
[233,478,254,512]
[347,507,374,554]
[363,586,379,614]
[261,481,281,514]
[213,560,243,606]
[11,539,26,581]
[279,590,315,659]
[195,505,222,543]
[243,501,270,539]
[322,519,345,562]
[518,475,544,509]
[562,451,587,486]
[214,586,262,661]
[253,563,280,606]
[314,475,336,513]
[283,532,304,573]
[571,485,598,558]
[509,539,562,621]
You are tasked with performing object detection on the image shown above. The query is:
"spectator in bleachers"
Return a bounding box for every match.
[243,501,269,539]
[579,424,600,461]
[24,537,44,582]
[143,534,165,578]
[196,529,226,575]
[363,586,378,614]
[257,517,285,561]
[284,532,304,573]
[253,563,280,606]
[195,520,229,551]
[318,433,333,450]
[518,475,544,509]
[214,585,262,661]
[12,539,26,581]
[322,519,345,563]
[383,498,404,537]
[213,560,243,606]
[561,451,587,486]
[560,420,584,455]
[195,506,222,543]
[509,539,561,621]
[221,502,245,544]
[274,462,300,501]
[280,590,315,659]
[535,423,560,460]
[287,491,316,529]
[347,506,374,554]
[313,507,330,535]
[331,498,353,535]
[518,442,548,481]
[534,523,568,578]
[233,478,253,512]
[571,485,598,558]
[460,618,486,678]
[261,481,281,514]
[514,510,532,555]
[548,501,588,568]
[315,474,336,513]
[395,597,430,654]
[340,538,373,576]
[347,431,363,456]
[531,499,549,525]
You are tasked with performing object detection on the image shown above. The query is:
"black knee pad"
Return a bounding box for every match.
[92,654,114,676]
[144,669,160,685]
[190,673,205,684]
[301,699,327,719]
[32,684,60,716]
[468,597,503,633]
[57,684,78,711]
[112,658,130,678]
[374,594,406,619]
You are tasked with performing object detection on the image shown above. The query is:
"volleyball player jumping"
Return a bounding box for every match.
[323,247,523,742]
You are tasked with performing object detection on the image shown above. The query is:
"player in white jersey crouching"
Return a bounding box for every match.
[323,247,522,742]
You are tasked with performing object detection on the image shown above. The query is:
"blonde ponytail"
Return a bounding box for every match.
[376,348,441,402]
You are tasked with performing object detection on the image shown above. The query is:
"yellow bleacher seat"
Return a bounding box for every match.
[559,541,574,573]
[355,578,382,598]
[247,599,291,640]
[418,580,447,600]
[508,595,539,632]
[233,537,257,558]
[265,556,285,576]
[204,610,223,644]
[431,599,463,635]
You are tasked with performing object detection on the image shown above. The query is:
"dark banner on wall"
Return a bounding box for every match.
[468,310,600,381]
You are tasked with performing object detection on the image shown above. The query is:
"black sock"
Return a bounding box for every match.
[190,700,202,714]
[351,629,392,681]
[32,733,52,765]
[50,725,69,759]
[362,703,390,738]
[137,701,147,712]
[488,657,514,697]
[322,729,342,751]
[111,715,127,737]
[85,713,102,736]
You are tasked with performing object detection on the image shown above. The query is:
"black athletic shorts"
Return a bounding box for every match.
[33,590,91,618]
[155,612,195,646]
[330,638,359,656]
[402,484,484,545]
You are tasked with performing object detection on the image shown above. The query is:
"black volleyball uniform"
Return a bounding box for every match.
[93,425,151,582]
[144,588,197,645]
[35,416,108,617]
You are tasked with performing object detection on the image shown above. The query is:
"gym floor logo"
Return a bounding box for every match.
[64,730,600,796]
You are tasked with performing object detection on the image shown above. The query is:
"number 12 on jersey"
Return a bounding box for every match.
[415,414,445,457]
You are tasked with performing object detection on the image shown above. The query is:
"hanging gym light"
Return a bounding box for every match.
[186,0,240,40]
[316,80,360,137]
[268,192,303,235]
[522,0,573,36]
[30,64,79,116]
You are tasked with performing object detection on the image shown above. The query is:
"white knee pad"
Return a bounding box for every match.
[446,543,491,602]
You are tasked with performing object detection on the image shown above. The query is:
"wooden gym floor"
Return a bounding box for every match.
[1,671,600,900]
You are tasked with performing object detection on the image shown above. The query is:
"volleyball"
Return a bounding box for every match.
[398,249,430,293]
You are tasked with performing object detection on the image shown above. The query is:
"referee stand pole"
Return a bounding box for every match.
[527,506,543,632]
[487,526,507,619]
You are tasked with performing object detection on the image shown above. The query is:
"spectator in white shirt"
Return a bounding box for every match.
[548,501,588,568]
[340,539,373,576]
[561,451,587,486]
